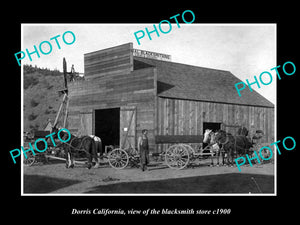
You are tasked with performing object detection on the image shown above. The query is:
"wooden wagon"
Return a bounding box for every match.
[156,135,214,170]
[107,134,214,170]
[107,124,258,170]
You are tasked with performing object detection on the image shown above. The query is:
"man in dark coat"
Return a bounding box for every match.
[138,129,149,171]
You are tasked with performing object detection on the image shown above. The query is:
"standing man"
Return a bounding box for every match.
[138,129,150,171]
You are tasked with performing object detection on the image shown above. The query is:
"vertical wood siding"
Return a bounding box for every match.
[68,66,156,150]
[156,97,274,152]
[67,43,274,153]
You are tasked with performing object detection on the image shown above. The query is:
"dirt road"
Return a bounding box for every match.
[23,159,274,194]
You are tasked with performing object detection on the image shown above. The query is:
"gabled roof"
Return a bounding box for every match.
[133,57,274,108]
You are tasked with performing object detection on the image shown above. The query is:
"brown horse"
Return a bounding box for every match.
[52,127,99,169]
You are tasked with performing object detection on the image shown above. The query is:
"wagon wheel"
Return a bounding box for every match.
[181,144,195,155]
[165,144,190,170]
[23,154,35,166]
[108,148,129,169]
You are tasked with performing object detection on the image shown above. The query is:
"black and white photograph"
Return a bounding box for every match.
[21,24,276,195]
[3,5,298,221]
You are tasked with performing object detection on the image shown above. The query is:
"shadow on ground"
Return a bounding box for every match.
[24,175,82,193]
[85,173,274,194]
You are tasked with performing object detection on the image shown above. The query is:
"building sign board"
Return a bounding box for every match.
[132,49,171,61]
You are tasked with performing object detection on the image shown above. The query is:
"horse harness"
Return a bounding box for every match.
[63,135,94,156]
[216,133,246,154]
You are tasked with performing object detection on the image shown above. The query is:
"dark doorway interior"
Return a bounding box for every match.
[95,108,120,150]
[203,122,221,148]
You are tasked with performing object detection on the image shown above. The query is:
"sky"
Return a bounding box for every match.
[21,24,276,103]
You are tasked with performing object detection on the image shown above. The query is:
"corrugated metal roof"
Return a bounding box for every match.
[133,57,274,108]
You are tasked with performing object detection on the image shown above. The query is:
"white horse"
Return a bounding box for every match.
[203,129,222,166]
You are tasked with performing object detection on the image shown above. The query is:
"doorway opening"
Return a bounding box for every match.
[95,108,120,150]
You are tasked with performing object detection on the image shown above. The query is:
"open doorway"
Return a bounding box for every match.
[95,108,120,150]
[203,122,221,148]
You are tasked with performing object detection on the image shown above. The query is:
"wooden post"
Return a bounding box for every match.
[63,97,69,128]
[63,57,68,89]
[53,93,67,128]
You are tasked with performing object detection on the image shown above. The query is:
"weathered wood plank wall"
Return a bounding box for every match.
[156,97,274,152]
[68,66,156,150]
[84,43,133,79]
[67,43,274,154]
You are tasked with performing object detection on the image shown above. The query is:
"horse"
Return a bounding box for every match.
[214,129,253,166]
[52,127,99,169]
[203,129,223,166]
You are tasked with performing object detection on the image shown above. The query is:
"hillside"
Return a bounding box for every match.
[23,65,65,132]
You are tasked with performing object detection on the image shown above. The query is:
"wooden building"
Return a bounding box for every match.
[67,43,274,152]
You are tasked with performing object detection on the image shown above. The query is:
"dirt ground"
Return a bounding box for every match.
[23,158,275,194]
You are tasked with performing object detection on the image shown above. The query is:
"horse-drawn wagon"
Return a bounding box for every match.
[155,124,260,170]
[107,123,256,170]
[23,122,261,171]
[155,135,214,170]
[96,132,213,170]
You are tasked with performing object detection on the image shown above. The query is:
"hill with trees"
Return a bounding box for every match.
[23,64,65,132]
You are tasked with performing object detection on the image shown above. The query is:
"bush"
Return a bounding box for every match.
[24,76,39,89]
[47,84,54,89]
[30,99,39,107]
[45,109,51,114]
[28,113,38,121]
[29,124,39,131]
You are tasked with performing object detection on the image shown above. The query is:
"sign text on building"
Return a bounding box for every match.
[132,49,171,61]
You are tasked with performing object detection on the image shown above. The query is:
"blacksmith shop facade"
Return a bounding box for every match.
[67,43,274,152]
